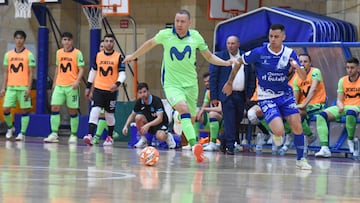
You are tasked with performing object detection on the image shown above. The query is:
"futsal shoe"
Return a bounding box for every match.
[83,134,93,146]
[182,144,191,150]
[203,142,217,151]
[93,135,100,144]
[347,139,354,153]
[103,136,114,146]
[192,144,205,163]
[296,158,312,170]
[68,134,78,144]
[166,132,176,149]
[44,132,59,143]
[15,133,25,141]
[134,136,147,148]
[5,128,14,139]
[315,146,331,158]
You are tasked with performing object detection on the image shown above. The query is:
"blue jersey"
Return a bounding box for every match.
[242,44,299,100]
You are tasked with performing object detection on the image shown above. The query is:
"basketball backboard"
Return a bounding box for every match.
[32,0,61,3]
[208,0,262,20]
[0,0,7,5]
[101,0,129,16]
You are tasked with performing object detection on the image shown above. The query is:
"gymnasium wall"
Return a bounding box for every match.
[0,0,358,116]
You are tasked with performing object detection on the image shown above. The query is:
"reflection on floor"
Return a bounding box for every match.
[0,137,359,202]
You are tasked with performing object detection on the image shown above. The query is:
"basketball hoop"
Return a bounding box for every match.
[82,5,104,30]
[227,10,241,18]
[14,0,33,18]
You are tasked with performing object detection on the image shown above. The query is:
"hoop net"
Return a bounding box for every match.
[14,0,34,19]
[82,5,104,30]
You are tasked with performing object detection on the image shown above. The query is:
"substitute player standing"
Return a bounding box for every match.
[44,32,85,144]
[84,34,126,146]
[1,30,36,141]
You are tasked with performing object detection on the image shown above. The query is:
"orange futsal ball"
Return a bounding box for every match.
[139,146,160,166]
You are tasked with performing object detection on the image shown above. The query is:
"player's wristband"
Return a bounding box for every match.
[86,82,93,88]
[115,81,121,87]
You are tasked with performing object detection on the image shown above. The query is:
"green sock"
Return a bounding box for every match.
[209,119,219,143]
[284,121,292,134]
[346,115,356,140]
[181,115,196,146]
[21,114,29,134]
[70,114,79,135]
[4,113,13,128]
[260,119,272,133]
[50,113,60,133]
[302,119,313,137]
[193,122,200,141]
[96,119,108,137]
[316,115,329,146]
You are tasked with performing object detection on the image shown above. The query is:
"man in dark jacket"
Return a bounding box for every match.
[210,35,255,154]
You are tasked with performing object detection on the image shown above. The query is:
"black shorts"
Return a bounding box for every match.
[245,100,258,111]
[92,88,117,113]
[148,124,168,135]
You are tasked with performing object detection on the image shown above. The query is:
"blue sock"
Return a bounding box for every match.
[293,133,305,160]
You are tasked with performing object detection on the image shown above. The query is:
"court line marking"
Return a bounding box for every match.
[0,165,136,182]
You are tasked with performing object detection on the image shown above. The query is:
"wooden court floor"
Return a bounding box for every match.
[0,137,359,203]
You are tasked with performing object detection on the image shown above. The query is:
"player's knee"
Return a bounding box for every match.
[318,111,328,121]
[247,108,260,124]
[104,112,115,126]
[89,106,101,124]
[156,131,167,141]
[346,109,357,117]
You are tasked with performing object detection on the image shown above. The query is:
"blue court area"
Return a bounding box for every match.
[0,137,360,202]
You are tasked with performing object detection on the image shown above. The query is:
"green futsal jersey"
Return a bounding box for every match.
[154,28,208,87]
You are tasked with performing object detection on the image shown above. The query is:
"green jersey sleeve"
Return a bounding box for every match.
[3,52,9,66]
[311,68,322,82]
[28,52,36,67]
[337,77,344,93]
[77,51,85,67]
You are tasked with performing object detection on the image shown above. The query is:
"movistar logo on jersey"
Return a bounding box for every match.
[170,46,191,61]
[60,63,72,72]
[346,93,360,98]
[10,63,24,73]
[99,66,113,76]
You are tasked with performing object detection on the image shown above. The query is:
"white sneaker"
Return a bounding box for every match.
[347,139,354,153]
[5,128,14,139]
[272,133,283,146]
[166,132,176,149]
[296,158,312,170]
[44,132,59,143]
[284,134,294,147]
[315,146,331,158]
[182,144,191,150]
[134,136,147,148]
[256,133,266,146]
[103,136,114,146]
[203,142,217,151]
[279,145,288,156]
[15,133,25,141]
[68,134,78,144]
[83,134,93,146]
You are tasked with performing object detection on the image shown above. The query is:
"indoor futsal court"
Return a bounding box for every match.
[1,137,360,202]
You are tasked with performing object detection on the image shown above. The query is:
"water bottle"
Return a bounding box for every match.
[353,137,359,160]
